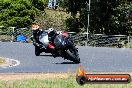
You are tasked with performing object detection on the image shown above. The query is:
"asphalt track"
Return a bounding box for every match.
[0,42,132,73]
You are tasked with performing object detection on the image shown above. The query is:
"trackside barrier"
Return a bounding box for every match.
[0,27,31,43]
[0,27,132,48]
[68,33,132,48]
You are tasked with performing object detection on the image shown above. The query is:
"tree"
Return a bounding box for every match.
[111,2,132,35]
[30,0,48,11]
[0,0,43,28]
[87,0,120,34]
[63,0,132,35]
[63,0,84,32]
[65,17,81,33]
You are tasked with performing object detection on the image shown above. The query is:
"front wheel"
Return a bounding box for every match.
[65,49,80,63]
[35,46,40,56]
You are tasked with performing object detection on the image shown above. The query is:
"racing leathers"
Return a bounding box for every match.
[31,29,43,48]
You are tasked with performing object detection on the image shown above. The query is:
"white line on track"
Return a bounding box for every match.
[0,58,20,68]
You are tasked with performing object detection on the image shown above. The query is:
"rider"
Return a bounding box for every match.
[31,23,43,47]
[47,28,78,57]
[31,22,57,47]
[31,23,58,56]
[47,28,57,44]
[47,28,59,57]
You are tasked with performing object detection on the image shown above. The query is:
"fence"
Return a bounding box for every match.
[68,32,132,48]
[0,26,31,42]
[0,27,132,48]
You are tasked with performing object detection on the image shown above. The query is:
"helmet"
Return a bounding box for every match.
[48,28,56,39]
[32,23,40,30]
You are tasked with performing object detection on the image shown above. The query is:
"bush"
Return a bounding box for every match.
[0,0,44,28]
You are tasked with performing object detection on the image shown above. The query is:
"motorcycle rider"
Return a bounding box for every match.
[47,28,60,57]
[31,23,43,48]
[31,23,78,57]
[31,23,58,57]
[47,28,78,57]
[47,28,57,44]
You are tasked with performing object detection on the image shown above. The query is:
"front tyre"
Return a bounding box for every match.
[66,49,80,64]
[35,46,40,56]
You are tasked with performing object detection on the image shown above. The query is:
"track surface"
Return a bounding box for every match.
[0,42,132,73]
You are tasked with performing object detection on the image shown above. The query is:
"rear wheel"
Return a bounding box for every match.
[35,46,40,56]
[66,49,80,63]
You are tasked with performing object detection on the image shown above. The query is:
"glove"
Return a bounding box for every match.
[33,42,40,47]
[39,44,43,48]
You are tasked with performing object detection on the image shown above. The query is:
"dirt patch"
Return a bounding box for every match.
[0,72,132,81]
[0,35,11,42]
[0,73,70,81]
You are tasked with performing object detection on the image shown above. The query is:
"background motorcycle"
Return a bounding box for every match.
[34,31,80,63]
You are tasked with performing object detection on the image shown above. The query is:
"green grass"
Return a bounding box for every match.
[0,77,132,88]
[122,40,132,48]
[128,40,132,48]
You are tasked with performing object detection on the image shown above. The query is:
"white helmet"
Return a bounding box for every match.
[48,28,56,38]
[48,28,54,32]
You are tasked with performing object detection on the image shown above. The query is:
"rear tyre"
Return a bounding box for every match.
[66,49,80,64]
[35,46,40,56]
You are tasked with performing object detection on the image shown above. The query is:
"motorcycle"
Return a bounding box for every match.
[34,31,80,63]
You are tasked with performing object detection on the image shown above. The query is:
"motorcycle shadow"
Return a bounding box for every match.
[39,54,53,57]
[39,54,61,57]
[55,62,78,64]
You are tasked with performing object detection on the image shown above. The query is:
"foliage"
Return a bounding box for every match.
[63,0,132,35]
[65,17,81,33]
[64,0,83,17]
[35,9,70,30]
[58,0,66,8]
[111,2,132,35]
[88,0,120,34]
[30,0,48,11]
[0,0,44,28]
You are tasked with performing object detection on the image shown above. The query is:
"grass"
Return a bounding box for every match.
[127,40,132,48]
[0,76,132,88]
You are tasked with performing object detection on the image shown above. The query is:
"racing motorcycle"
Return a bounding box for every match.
[34,31,80,63]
